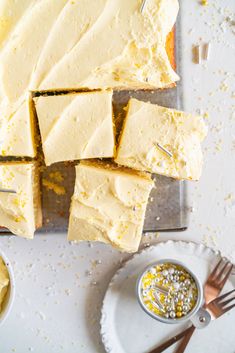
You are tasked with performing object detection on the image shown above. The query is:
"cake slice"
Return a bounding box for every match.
[33,0,179,91]
[115,99,208,181]
[34,90,115,166]
[0,162,42,238]
[0,0,179,157]
[0,0,67,157]
[68,161,154,253]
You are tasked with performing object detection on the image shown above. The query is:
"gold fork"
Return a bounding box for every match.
[175,288,235,353]
[149,258,234,353]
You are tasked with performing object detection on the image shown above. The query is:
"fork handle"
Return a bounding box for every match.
[174,326,196,353]
[148,325,194,353]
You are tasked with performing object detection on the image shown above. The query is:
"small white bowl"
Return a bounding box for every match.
[136,259,203,324]
[0,248,15,326]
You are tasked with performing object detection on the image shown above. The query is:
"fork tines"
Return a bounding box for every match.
[214,288,235,311]
[209,259,234,288]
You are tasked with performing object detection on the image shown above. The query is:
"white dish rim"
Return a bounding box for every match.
[0,246,15,326]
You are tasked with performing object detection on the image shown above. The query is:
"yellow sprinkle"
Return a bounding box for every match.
[14,215,25,223]
[201,0,208,5]
[203,112,209,119]
[224,193,234,202]
[12,198,26,208]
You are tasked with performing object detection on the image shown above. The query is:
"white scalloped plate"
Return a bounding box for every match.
[100,241,235,353]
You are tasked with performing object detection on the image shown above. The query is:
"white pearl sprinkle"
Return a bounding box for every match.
[168,268,175,275]
[162,270,169,277]
[174,282,180,291]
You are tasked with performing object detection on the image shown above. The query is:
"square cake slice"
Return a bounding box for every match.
[68,161,154,253]
[115,99,208,181]
[34,91,115,166]
[0,162,42,238]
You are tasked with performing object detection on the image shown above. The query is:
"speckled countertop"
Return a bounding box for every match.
[0,0,234,352]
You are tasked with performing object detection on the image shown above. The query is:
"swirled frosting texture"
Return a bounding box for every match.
[115,99,208,181]
[34,91,115,166]
[0,0,179,157]
[68,161,154,252]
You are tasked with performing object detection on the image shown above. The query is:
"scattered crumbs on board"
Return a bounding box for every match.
[49,171,64,183]
[42,179,65,196]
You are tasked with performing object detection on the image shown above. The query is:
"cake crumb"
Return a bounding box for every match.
[49,171,64,183]
[224,193,234,202]
[42,179,65,195]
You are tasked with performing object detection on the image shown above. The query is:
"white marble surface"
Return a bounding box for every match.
[0,0,235,352]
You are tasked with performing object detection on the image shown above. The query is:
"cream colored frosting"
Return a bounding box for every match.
[32,0,179,91]
[68,161,154,252]
[0,95,35,157]
[0,0,179,157]
[34,91,115,166]
[0,163,41,238]
[115,99,208,181]
[0,0,67,157]
[0,257,9,313]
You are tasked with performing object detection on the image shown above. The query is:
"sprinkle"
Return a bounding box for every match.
[193,45,201,64]
[155,143,173,158]
[152,292,165,312]
[91,281,98,286]
[140,0,147,13]
[203,42,211,61]
[154,284,169,296]
[144,243,150,248]
[158,160,166,168]
[201,0,208,5]
[0,188,16,194]
[140,263,198,320]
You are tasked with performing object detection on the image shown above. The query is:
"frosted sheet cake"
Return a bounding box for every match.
[68,161,154,252]
[0,0,179,157]
[34,91,115,166]
[0,162,42,238]
[115,99,208,181]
